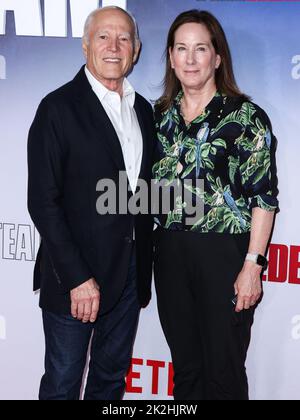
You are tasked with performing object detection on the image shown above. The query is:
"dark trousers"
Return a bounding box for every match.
[154,228,254,401]
[39,246,140,400]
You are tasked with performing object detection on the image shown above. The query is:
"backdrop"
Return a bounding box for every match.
[0,0,299,400]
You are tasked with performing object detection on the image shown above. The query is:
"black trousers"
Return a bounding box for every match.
[154,228,254,401]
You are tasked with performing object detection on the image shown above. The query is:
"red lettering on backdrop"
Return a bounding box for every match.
[126,358,174,396]
[289,246,300,285]
[126,358,143,393]
[146,360,165,395]
[168,362,174,397]
[265,244,288,283]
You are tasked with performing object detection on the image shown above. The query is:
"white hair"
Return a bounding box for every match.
[83,6,140,48]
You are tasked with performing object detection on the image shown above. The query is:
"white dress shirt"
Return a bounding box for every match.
[85,66,143,194]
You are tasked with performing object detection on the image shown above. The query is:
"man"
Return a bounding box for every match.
[28,6,154,400]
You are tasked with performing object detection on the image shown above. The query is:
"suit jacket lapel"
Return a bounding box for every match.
[88,91,126,171]
[134,99,148,180]
[73,67,150,182]
[73,67,126,171]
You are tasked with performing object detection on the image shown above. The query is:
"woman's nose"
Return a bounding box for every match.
[186,49,196,65]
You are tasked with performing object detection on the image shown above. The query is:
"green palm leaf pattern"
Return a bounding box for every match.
[239,102,257,126]
[153,93,277,233]
[228,156,240,184]
[212,138,227,148]
[211,102,256,135]
[240,149,271,185]
[211,110,240,135]
[152,156,178,183]
[160,107,180,130]
[255,116,264,130]
[255,195,278,211]
[160,112,170,130]
[157,133,172,155]
[192,109,210,124]
[183,183,205,201]
[165,197,186,228]
[181,162,196,178]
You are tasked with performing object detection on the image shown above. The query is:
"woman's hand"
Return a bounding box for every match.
[234,261,262,312]
[233,207,275,312]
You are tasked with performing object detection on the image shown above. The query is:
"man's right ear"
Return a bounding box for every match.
[133,40,141,64]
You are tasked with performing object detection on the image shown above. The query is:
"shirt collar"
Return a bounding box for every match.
[172,90,226,125]
[174,89,223,107]
[85,66,136,106]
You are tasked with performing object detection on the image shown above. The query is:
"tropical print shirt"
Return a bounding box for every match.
[152,91,279,234]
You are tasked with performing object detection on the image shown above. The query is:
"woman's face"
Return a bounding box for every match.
[169,22,221,91]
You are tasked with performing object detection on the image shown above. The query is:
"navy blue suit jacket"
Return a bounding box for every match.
[28,66,154,315]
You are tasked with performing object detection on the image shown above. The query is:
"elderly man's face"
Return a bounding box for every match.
[83,9,139,94]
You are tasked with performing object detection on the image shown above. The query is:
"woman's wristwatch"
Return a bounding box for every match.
[245,253,268,270]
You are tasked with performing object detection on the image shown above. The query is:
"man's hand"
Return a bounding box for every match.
[234,261,262,312]
[70,278,100,323]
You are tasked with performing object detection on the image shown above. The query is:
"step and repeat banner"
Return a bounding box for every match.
[0,0,300,400]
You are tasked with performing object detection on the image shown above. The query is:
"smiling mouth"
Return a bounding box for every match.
[103,58,121,63]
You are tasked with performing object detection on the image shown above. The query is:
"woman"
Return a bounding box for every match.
[153,10,278,400]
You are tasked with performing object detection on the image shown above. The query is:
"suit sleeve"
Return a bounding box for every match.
[27,98,93,292]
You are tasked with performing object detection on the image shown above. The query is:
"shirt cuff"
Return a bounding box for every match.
[249,194,279,212]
